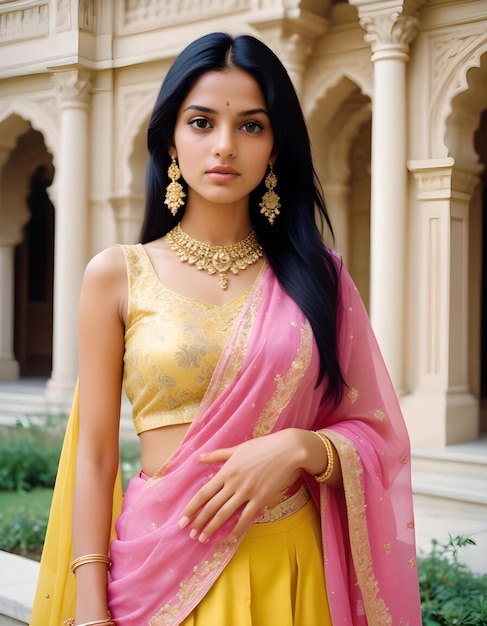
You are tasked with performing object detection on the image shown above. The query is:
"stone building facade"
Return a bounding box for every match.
[0,0,486,448]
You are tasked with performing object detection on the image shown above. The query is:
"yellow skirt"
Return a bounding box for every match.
[181,498,331,626]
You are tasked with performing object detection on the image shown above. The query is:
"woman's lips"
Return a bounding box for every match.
[206,166,240,181]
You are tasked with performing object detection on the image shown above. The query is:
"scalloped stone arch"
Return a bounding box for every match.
[0,99,58,163]
[307,73,371,183]
[115,84,160,196]
[430,41,487,161]
[305,64,373,123]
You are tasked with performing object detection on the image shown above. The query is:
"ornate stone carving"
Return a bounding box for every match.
[55,0,71,31]
[350,0,427,54]
[52,71,92,106]
[250,3,328,87]
[359,13,419,50]
[121,0,249,32]
[79,0,96,33]
[409,160,480,198]
[430,23,487,102]
[0,2,49,43]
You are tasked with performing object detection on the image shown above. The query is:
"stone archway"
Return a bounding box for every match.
[307,75,372,306]
[14,157,55,377]
[0,115,54,381]
[473,108,487,433]
[444,53,487,437]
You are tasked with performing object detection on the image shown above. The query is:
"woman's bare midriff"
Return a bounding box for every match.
[139,423,192,477]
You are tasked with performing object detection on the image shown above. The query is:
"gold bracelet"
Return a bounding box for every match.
[77,621,115,626]
[312,431,334,483]
[70,553,111,574]
[63,615,114,626]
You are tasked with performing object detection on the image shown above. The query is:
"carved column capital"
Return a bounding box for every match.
[350,0,426,61]
[52,70,92,108]
[360,13,419,58]
[249,2,328,89]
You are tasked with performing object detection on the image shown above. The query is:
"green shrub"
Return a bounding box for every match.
[0,488,52,558]
[0,418,64,491]
[0,431,140,559]
[120,439,141,490]
[418,535,487,625]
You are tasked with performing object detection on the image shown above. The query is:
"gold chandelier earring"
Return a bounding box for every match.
[259,164,281,225]
[164,157,186,216]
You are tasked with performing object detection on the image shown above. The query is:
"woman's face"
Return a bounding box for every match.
[171,67,275,209]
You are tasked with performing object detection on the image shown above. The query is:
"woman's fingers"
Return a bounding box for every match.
[191,492,244,542]
[199,447,236,464]
[179,431,303,540]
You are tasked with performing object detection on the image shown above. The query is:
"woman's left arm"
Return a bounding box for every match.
[179,427,341,542]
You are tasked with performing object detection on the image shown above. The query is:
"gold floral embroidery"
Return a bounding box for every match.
[252,321,313,437]
[146,268,265,486]
[254,484,310,523]
[201,266,264,403]
[121,244,254,436]
[325,431,392,625]
[408,557,416,569]
[400,456,409,465]
[374,409,386,421]
[406,520,414,530]
[150,542,236,625]
[384,542,391,555]
[348,387,359,404]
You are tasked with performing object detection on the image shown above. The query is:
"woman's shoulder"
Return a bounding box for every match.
[83,245,128,287]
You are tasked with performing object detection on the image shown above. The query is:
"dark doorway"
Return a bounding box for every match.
[14,164,55,377]
[477,109,487,433]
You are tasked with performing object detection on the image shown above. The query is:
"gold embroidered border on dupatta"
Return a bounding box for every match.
[252,321,313,437]
[148,291,314,625]
[324,430,393,625]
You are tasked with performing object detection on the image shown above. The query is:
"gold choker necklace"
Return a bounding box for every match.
[165,223,263,290]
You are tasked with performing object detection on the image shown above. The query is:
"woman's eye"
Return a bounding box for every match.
[189,117,212,130]
[241,121,263,133]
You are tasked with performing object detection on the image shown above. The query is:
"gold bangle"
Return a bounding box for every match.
[63,615,114,626]
[77,621,115,626]
[70,553,111,574]
[312,431,334,483]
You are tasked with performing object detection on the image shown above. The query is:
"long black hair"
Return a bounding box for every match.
[140,32,345,405]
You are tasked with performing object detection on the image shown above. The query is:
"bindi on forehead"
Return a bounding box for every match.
[225,101,231,108]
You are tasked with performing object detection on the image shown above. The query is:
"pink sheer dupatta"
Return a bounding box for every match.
[308,271,422,625]
[107,261,422,625]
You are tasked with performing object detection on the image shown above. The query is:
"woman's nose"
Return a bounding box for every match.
[212,126,236,158]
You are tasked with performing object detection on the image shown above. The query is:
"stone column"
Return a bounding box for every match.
[47,70,91,398]
[0,146,24,380]
[351,2,421,391]
[402,160,480,445]
[0,243,19,379]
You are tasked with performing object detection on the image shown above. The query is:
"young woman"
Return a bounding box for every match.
[32,32,422,625]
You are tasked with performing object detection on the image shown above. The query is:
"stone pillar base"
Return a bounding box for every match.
[0,358,19,380]
[401,391,479,447]
[46,374,76,401]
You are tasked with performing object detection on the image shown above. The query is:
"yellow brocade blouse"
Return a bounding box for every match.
[120,244,250,435]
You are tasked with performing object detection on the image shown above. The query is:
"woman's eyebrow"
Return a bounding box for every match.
[237,108,269,117]
[183,104,268,116]
[183,105,216,114]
